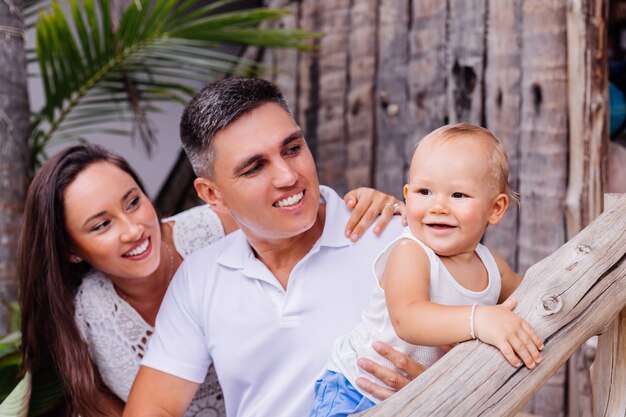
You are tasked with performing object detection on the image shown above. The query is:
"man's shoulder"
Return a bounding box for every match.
[319,184,403,249]
[181,230,243,272]
[353,216,404,248]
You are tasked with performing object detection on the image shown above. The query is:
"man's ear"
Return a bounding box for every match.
[488,193,509,225]
[194,177,228,213]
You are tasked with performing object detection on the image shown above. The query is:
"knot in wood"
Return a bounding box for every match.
[576,244,592,254]
[387,104,399,117]
[538,294,563,316]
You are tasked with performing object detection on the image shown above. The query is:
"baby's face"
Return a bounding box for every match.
[404,137,506,257]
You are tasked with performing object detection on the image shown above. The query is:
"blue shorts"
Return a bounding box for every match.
[309,370,376,417]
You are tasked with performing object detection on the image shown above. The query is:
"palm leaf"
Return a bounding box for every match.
[0,371,30,417]
[30,0,319,166]
[0,303,65,417]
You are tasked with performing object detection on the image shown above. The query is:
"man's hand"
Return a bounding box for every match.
[344,188,405,242]
[355,341,426,400]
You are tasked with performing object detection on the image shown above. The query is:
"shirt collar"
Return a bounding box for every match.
[217,185,352,271]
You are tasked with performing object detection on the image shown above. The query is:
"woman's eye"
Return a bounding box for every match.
[92,220,110,232]
[452,192,465,199]
[128,196,140,209]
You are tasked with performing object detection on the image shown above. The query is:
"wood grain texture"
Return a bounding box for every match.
[316,0,350,193]
[374,0,408,197]
[447,0,486,125]
[357,194,626,416]
[591,194,626,417]
[296,0,320,160]
[482,0,523,271]
[565,1,609,415]
[564,0,608,238]
[345,0,378,190]
[406,0,447,156]
[0,0,29,334]
[262,0,300,111]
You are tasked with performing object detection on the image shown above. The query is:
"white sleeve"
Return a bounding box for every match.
[141,261,211,383]
[166,205,225,258]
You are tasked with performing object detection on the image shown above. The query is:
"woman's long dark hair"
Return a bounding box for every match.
[19,144,147,416]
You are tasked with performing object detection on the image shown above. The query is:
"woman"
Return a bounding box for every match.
[18,144,403,417]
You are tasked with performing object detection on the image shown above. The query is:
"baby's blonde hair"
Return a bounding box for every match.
[415,123,520,205]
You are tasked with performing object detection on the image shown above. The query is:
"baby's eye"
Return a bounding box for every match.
[451,192,466,199]
[417,189,431,196]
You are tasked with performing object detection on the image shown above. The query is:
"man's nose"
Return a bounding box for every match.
[272,160,298,187]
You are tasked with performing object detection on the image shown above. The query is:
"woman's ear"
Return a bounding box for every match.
[488,193,509,225]
[194,177,228,213]
[69,254,83,263]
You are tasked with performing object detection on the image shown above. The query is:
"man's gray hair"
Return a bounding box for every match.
[180,77,291,178]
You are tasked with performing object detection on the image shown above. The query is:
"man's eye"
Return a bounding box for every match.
[243,162,264,176]
[284,145,301,156]
[452,192,465,199]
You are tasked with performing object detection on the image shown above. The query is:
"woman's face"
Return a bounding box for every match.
[64,161,161,281]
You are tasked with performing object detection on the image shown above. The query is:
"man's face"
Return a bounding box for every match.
[201,103,321,242]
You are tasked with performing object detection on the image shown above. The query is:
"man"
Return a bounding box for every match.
[124,78,423,417]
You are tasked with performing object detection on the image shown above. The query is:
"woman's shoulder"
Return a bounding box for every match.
[163,205,225,258]
[74,271,117,335]
[75,270,111,300]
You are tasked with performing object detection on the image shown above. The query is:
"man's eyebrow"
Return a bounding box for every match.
[282,130,303,147]
[232,129,304,175]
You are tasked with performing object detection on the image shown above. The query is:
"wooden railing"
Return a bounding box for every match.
[358,193,626,416]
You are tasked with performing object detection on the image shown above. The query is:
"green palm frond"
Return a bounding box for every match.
[0,372,30,417]
[30,0,318,166]
[0,303,66,416]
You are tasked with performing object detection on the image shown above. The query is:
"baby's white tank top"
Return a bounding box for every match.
[328,227,501,403]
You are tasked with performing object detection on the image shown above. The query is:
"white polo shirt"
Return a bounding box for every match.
[143,186,403,417]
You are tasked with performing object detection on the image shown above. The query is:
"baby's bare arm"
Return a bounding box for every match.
[385,243,543,368]
[384,241,476,346]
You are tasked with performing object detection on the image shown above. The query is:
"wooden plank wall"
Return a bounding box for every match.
[565,1,609,416]
[257,1,608,415]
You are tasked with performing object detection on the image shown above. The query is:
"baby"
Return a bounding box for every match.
[310,123,544,417]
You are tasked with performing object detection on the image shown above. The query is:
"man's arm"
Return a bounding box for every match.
[123,366,200,417]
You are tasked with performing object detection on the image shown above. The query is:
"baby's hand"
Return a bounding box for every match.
[474,298,544,369]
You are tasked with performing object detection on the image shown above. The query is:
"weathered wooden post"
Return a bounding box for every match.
[590,194,626,417]
[357,193,626,416]
[565,0,608,414]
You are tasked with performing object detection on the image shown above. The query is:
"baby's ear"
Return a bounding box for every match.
[488,193,509,225]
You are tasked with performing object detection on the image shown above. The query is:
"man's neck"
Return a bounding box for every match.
[248,204,326,290]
